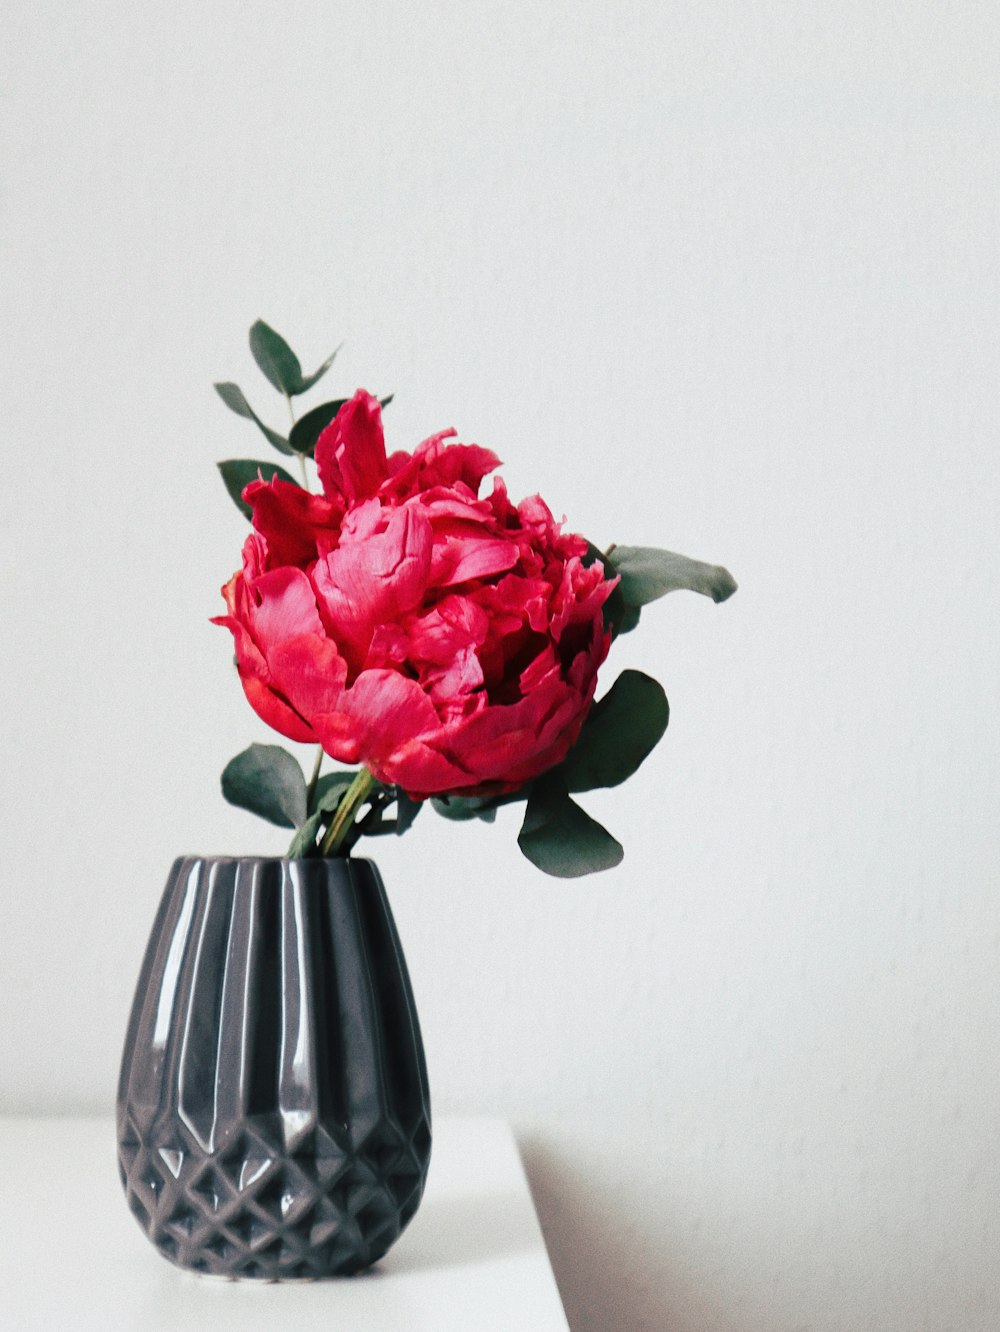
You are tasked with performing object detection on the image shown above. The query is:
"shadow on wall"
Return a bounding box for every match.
[519,1137,734,1332]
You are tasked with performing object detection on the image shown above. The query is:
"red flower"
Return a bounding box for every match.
[213,391,617,799]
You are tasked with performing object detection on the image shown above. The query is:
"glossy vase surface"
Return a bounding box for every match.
[117,856,431,1279]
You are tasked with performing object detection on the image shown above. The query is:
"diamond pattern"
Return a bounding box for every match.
[118,1107,431,1277]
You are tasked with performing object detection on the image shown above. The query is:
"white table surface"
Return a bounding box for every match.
[0,1116,570,1331]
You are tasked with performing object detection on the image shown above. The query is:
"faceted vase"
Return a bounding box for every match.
[116,856,431,1278]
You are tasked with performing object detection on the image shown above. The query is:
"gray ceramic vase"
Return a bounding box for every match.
[117,856,431,1279]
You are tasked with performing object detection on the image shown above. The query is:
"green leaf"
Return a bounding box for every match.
[221,744,308,829]
[287,810,323,858]
[310,771,359,815]
[214,381,294,455]
[610,546,738,606]
[360,821,393,836]
[249,319,343,397]
[355,801,388,836]
[620,604,641,634]
[431,785,529,823]
[394,791,423,835]
[288,399,349,458]
[218,459,300,519]
[517,774,623,878]
[431,795,497,822]
[249,320,303,396]
[561,670,669,793]
[297,343,343,394]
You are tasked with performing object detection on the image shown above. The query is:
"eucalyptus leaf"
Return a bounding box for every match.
[431,786,528,822]
[249,319,343,397]
[356,801,388,836]
[361,819,397,836]
[297,344,343,394]
[221,744,308,829]
[288,399,349,458]
[431,795,496,822]
[218,459,300,520]
[517,774,623,878]
[249,320,303,396]
[611,545,738,606]
[214,381,293,455]
[287,810,323,858]
[561,670,669,793]
[394,791,423,835]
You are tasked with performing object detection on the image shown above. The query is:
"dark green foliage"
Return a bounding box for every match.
[560,670,669,793]
[214,381,292,454]
[249,319,340,397]
[394,791,423,835]
[611,545,738,606]
[286,811,324,858]
[517,773,624,878]
[221,744,307,829]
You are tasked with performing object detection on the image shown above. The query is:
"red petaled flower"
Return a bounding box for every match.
[213,390,618,799]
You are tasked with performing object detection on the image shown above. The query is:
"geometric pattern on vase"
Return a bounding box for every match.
[117,856,431,1278]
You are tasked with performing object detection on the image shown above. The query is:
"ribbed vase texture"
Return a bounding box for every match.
[116,856,431,1279]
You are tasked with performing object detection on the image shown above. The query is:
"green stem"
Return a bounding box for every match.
[283,393,310,489]
[319,768,378,857]
[305,746,323,810]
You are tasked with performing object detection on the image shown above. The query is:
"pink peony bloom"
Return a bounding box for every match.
[213,391,617,799]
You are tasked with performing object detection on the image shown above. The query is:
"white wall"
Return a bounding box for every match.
[3,4,999,1329]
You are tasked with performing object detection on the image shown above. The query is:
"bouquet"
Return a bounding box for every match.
[213,321,736,877]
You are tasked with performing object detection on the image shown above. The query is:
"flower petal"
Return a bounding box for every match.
[430,533,519,587]
[245,477,343,567]
[312,668,442,770]
[250,566,326,646]
[315,390,388,504]
[380,432,498,500]
[267,633,348,719]
[313,503,433,670]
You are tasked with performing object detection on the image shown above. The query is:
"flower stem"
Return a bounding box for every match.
[305,745,324,810]
[281,391,310,488]
[319,768,378,857]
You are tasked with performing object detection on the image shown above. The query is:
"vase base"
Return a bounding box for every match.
[118,1110,430,1279]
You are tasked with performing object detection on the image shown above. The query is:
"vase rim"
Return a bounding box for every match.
[168,854,378,867]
